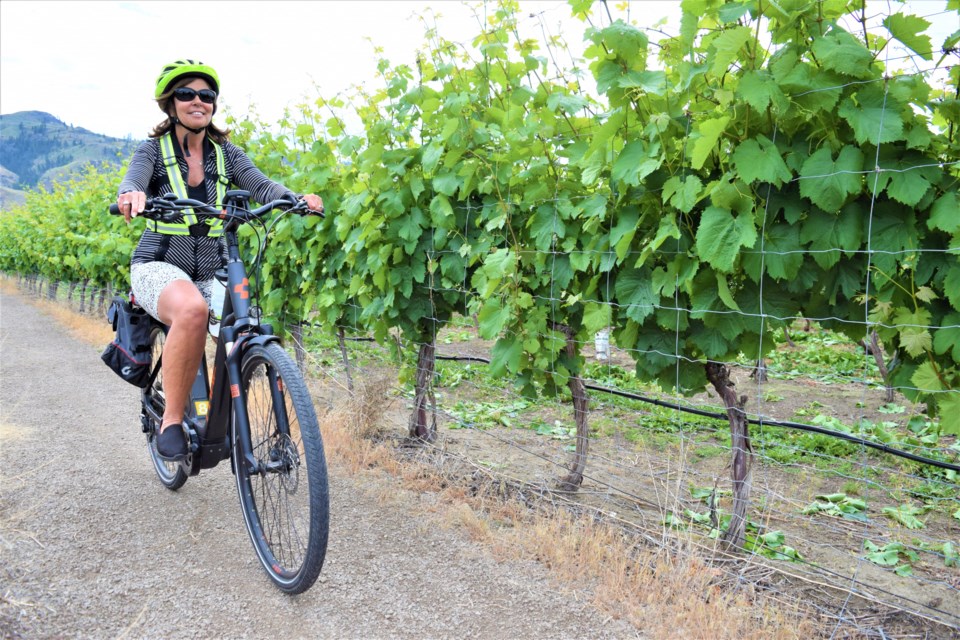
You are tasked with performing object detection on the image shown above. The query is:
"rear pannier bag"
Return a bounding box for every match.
[101,297,154,388]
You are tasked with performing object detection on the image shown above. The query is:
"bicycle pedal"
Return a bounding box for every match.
[185,426,201,453]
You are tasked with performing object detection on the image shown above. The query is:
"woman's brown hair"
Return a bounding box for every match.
[150,76,230,144]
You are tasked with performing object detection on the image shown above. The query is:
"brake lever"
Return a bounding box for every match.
[290,200,325,218]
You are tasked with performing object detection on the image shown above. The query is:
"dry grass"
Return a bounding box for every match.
[318,372,403,475]
[421,486,821,639]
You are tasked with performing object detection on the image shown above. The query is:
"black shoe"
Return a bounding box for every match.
[156,424,188,461]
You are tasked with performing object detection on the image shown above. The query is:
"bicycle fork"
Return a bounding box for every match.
[210,325,292,477]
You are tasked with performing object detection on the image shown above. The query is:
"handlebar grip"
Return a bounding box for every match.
[109,197,158,216]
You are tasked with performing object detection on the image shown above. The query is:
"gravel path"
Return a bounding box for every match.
[0,291,638,639]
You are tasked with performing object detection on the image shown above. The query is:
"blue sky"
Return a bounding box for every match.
[1,1,954,140]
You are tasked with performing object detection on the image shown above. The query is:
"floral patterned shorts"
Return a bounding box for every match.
[130,262,213,322]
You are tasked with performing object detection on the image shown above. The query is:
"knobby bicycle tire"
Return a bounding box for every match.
[142,325,189,491]
[233,342,329,594]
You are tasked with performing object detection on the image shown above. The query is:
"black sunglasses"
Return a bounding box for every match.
[173,87,217,104]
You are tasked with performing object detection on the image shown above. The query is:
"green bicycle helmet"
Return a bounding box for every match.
[154,59,220,99]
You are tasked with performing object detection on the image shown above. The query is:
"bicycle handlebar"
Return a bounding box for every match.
[108,193,324,222]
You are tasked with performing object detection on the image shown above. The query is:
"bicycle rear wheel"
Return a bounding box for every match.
[141,325,189,490]
[233,342,329,594]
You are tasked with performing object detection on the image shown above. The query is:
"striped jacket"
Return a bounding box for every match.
[118,134,296,281]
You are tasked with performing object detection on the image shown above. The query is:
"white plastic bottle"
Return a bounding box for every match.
[209,274,227,338]
[595,327,611,361]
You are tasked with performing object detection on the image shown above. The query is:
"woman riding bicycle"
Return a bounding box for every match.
[116,59,323,461]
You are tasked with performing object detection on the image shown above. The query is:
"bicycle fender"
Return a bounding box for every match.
[232,333,282,359]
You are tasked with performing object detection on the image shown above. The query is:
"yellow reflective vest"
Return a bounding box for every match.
[145,133,229,237]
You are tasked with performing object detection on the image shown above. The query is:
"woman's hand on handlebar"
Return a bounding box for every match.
[300,194,324,215]
[117,191,146,223]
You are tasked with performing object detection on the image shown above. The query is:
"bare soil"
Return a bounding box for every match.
[0,290,638,639]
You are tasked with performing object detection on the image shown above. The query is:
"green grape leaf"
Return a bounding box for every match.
[529,204,566,252]
[490,335,524,376]
[936,394,960,436]
[618,70,668,95]
[900,328,934,358]
[718,1,751,23]
[945,264,960,310]
[679,0,702,48]
[429,194,453,226]
[612,140,661,186]
[709,26,752,77]
[478,298,513,339]
[691,116,730,170]
[799,205,864,269]
[933,314,960,361]
[662,176,703,213]
[595,20,648,65]
[911,361,945,393]
[895,307,933,356]
[568,0,594,19]
[798,146,864,212]
[433,172,459,197]
[929,191,960,233]
[615,267,657,323]
[838,89,905,145]
[690,325,730,359]
[882,163,932,206]
[638,215,682,265]
[884,13,933,61]
[882,505,925,529]
[864,541,902,566]
[421,142,443,175]
[397,208,425,242]
[811,31,875,79]
[732,136,792,186]
[474,249,516,298]
[546,93,589,114]
[696,206,756,273]
[737,70,788,113]
[750,223,803,281]
[583,302,613,335]
[715,272,740,311]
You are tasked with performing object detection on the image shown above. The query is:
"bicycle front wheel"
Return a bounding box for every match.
[233,342,329,594]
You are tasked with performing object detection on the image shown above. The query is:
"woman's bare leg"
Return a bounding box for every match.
[156,280,208,432]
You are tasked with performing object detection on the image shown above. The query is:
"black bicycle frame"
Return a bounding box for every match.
[136,191,300,475]
[190,192,288,476]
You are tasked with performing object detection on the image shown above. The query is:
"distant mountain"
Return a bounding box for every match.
[0,111,140,205]
[0,164,24,209]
